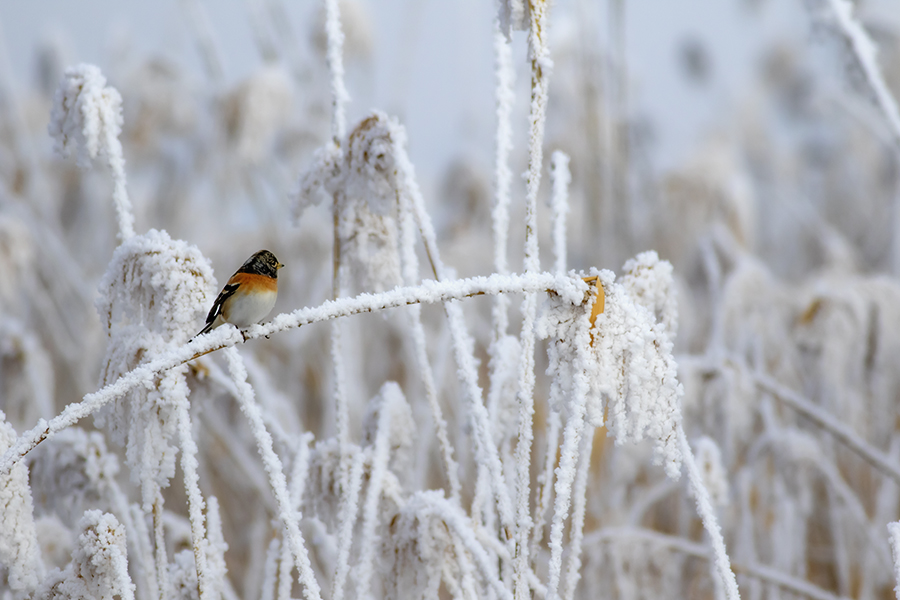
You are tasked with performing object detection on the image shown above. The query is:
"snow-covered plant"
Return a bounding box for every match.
[34,510,134,600]
[4,1,900,599]
[48,63,134,241]
[0,415,43,595]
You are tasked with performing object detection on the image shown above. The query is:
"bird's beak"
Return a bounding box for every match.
[277,262,285,269]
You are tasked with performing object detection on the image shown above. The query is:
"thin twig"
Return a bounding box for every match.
[754,372,900,486]
[587,528,853,600]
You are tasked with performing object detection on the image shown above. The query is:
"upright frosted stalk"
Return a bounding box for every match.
[324,0,349,142]
[514,1,553,596]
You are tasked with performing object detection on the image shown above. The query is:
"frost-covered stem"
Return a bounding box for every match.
[202,404,277,513]
[755,372,900,486]
[439,297,514,532]
[530,409,561,554]
[331,317,350,462]
[679,427,741,600]
[104,118,135,241]
[889,522,900,600]
[403,149,517,531]
[277,535,293,600]
[563,427,593,600]
[330,190,354,588]
[514,7,552,588]
[408,306,461,499]
[174,390,211,599]
[261,537,280,600]
[324,0,349,141]
[589,528,848,600]
[331,450,365,600]
[397,188,461,500]
[525,0,553,272]
[513,288,539,598]
[491,20,516,338]
[130,504,159,600]
[289,433,314,508]
[474,528,549,597]
[449,532,480,600]
[279,435,312,600]
[356,386,401,599]
[826,0,900,148]
[0,273,587,478]
[180,0,225,82]
[550,151,571,275]
[224,347,323,600]
[152,496,170,600]
[524,0,551,275]
[545,321,590,600]
[409,492,514,600]
[109,529,137,600]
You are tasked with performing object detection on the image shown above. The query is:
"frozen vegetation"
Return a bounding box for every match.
[3,0,900,599]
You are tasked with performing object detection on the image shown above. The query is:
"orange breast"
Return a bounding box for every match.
[228,272,278,292]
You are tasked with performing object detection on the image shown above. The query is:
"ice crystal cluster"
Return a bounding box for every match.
[3,1,900,599]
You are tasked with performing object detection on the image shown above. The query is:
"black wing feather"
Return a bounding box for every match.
[206,283,240,324]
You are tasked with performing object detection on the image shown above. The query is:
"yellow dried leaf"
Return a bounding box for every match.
[582,276,605,327]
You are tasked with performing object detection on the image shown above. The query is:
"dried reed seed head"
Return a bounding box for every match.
[345,112,399,208]
[96,229,215,341]
[48,63,123,168]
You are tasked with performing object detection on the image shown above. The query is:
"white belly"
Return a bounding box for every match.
[223,289,277,328]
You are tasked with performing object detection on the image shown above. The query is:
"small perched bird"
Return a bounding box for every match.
[195,250,284,338]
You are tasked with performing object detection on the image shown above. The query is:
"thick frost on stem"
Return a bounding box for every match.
[543,304,592,600]
[491,20,516,337]
[331,449,364,600]
[530,409,561,554]
[324,0,349,141]
[397,185,461,500]
[48,63,135,240]
[497,0,529,34]
[355,383,413,599]
[152,495,169,599]
[173,396,212,599]
[523,0,551,275]
[512,288,539,598]
[223,347,322,600]
[0,413,43,593]
[513,16,553,588]
[562,426,593,600]
[679,428,741,600]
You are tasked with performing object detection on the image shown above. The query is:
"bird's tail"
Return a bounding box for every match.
[190,321,214,343]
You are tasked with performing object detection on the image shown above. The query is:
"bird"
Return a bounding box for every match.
[194,250,284,338]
